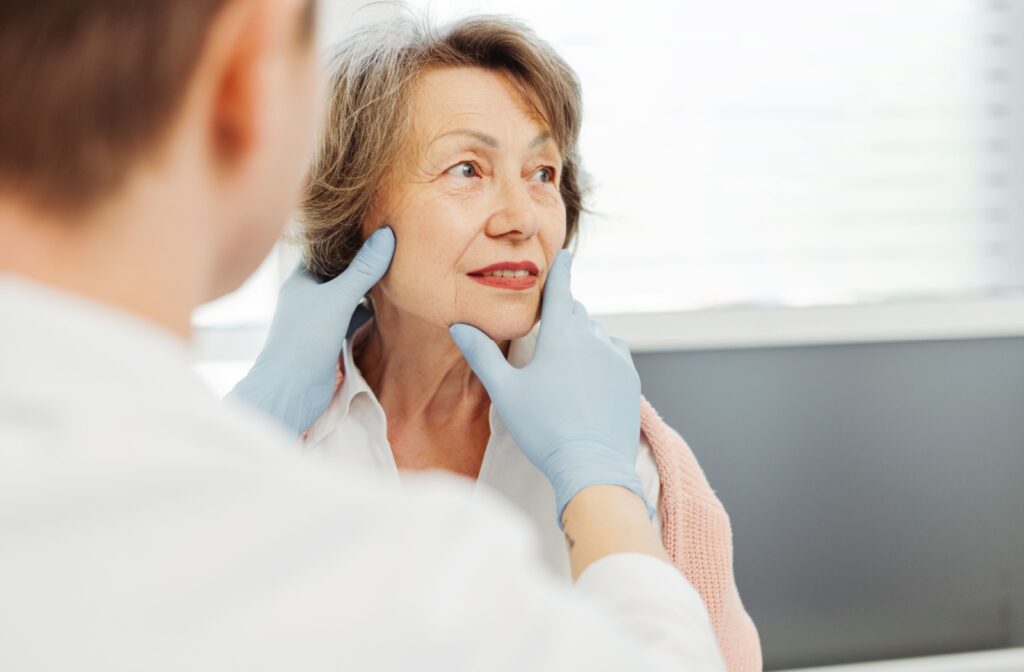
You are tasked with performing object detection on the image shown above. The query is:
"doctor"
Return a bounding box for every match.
[0,1,724,670]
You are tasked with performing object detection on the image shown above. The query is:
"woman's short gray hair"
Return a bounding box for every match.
[300,13,586,281]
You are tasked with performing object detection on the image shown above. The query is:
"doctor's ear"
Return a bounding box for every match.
[204,0,315,168]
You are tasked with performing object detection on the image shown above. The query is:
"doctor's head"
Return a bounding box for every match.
[301,16,585,342]
[0,0,318,305]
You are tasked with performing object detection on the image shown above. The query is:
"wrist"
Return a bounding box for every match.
[560,484,651,530]
[543,440,653,527]
[560,484,668,580]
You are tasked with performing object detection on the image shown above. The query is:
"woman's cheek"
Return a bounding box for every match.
[542,194,568,247]
[399,233,465,327]
[542,216,568,258]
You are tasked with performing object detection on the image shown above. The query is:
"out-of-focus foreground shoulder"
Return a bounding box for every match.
[1,405,722,672]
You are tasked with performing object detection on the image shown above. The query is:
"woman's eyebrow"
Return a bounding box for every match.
[429,128,554,150]
[430,129,498,148]
[529,131,554,149]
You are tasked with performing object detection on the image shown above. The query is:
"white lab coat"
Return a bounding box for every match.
[0,276,725,672]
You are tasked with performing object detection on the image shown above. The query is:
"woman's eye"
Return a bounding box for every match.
[447,161,481,179]
[531,167,556,184]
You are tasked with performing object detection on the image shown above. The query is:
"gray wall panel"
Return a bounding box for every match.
[633,337,1024,669]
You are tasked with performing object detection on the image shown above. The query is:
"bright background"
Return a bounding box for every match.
[192,0,1024,390]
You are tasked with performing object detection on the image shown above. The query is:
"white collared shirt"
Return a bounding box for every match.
[0,275,721,672]
[304,325,663,578]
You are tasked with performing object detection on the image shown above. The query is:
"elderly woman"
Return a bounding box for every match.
[297,15,760,672]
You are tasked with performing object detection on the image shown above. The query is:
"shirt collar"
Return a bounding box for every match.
[336,333,376,419]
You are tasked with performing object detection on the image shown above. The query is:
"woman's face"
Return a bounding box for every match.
[367,66,567,342]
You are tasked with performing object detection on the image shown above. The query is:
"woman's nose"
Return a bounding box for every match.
[484,177,541,240]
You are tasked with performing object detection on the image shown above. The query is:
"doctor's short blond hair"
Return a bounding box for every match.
[300,14,586,281]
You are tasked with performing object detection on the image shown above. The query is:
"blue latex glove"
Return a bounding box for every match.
[449,250,651,526]
[227,227,395,436]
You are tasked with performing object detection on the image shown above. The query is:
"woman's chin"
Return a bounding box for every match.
[456,314,538,343]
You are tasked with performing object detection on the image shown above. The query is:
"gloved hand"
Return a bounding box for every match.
[449,250,651,526]
[227,227,395,436]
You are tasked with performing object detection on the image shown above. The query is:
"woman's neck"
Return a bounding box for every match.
[353,301,510,433]
[353,300,512,478]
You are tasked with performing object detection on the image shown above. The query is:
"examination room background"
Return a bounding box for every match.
[635,337,1024,670]
[192,1,1024,669]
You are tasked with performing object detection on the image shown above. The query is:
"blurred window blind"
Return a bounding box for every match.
[412,0,1024,313]
[194,0,1024,329]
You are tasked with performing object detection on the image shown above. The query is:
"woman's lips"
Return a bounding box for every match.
[467,261,541,291]
[470,274,538,290]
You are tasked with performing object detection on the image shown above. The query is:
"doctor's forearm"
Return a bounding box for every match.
[560,485,670,581]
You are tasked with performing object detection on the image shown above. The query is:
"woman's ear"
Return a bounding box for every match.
[360,217,397,247]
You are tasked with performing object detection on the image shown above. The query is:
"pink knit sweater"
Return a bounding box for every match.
[318,360,761,670]
[640,395,762,672]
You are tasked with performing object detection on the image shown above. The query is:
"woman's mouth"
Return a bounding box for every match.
[467,261,540,291]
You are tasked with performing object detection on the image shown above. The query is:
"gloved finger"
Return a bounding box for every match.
[328,226,396,304]
[587,319,631,364]
[605,329,641,387]
[572,299,591,324]
[586,315,615,349]
[609,335,632,359]
[449,323,511,397]
[540,250,575,327]
[280,261,319,293]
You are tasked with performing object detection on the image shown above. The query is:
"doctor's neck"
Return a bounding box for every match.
[0,169,220,341]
